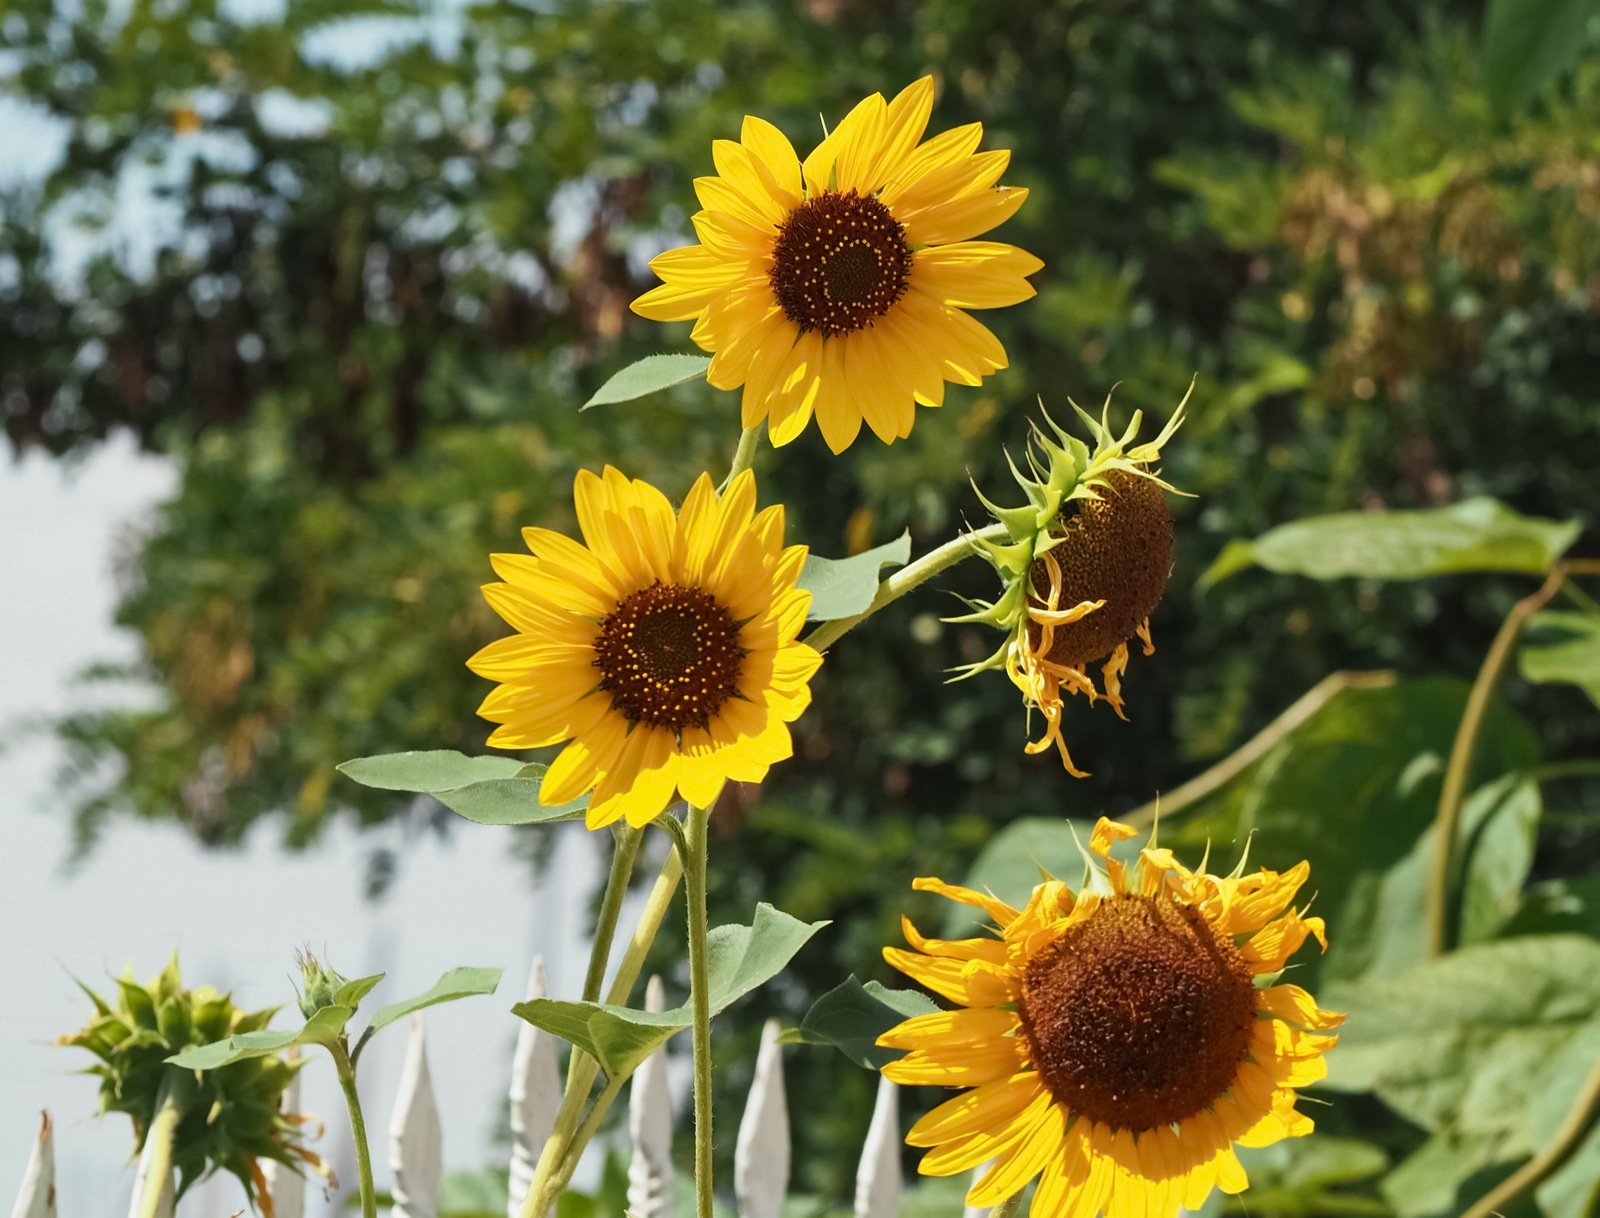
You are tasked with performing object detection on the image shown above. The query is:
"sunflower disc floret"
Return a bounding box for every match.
[877,818,1342,1218]
[631,77,1042,453]
[469,467,822,829]
[951,388,1189,775]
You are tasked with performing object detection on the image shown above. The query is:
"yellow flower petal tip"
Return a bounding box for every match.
[879,819,1341,1218]
[469,466,820,827]
[630,77,1041,452]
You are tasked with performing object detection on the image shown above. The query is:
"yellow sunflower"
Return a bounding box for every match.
[955,392,1188,775]
[631,76,1042,453]
[468,467,821,829]
[879,817,1341,1217]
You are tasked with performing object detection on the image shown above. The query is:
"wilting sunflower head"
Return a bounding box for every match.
[59,955,328,1209]
[952,386,1190,776]
[878,818,1341,1218]
[631,76,1042,454]
[469,467,822,830]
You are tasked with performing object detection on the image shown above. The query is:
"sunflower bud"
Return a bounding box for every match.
[294,947,348,1019]
[953,385,1191,775]
[59,954,328,1207]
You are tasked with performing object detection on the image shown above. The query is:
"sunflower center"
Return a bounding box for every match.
[1027,468,1175,669]
[592,582,744,730]
[769,190,912,338]
[1017,893,1257,1132]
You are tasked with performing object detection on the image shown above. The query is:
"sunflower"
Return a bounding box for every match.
[631,77,1042,453]
[954,391,1188,775]
[469,467,821,829]
[878,818,1340,1217]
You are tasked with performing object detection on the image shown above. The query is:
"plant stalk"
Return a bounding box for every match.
[135,1070,191,1218]
[1427,565,1567,956]
[580,824,643,1004]
[685,800,715,1218]
[991,1191,1027,1218]
[723,424,762,488]
[1460,1053,1600,1218]
[803,522,1008,653]
[331,1043,377,1218]
[519,840,686,1218]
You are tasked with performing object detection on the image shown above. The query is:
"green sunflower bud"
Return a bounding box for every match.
[294,947,349,1019]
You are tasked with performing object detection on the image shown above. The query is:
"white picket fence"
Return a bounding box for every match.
[10,958,995,1218]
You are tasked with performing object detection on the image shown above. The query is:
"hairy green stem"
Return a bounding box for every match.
[685,801,716,1218]
[1427,565,1567,956]
[580,825,643,1004]
[331,1044,377,1218]
[1460,1053,1600,1218]
[519,840,686,1218]
[723,424,762,488]
[803,522,1008,653]
[991,1191,1027,1218]
[135,1070,192,1218]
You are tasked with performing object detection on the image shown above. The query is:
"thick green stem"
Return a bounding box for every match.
[519,841,687,1218]
[723,424,762,488]
[135,1070,192,1218]
[1427,565,1567,956]
[991,1191,1027,1218]
[1460,1053,1600,1218]
[803,522,1008,653]
[331,1044,377,1218]
[580,824,643,1003]
[685,801,715,1218]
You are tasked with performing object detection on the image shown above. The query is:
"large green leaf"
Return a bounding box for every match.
[1200,498,1579,588]
[779,975,938,1069]
[1326,935,1600,1150]
[166,1003,354,1069]
[1483,0,1599,115]
[1521,610,1600,711]
[435,774,588,826]
[1158,677,1538,987]
[798,533,912,621]
[516,905,826,1077]
[337,750,525,792]
[511,904,826,1079]
[579,354,711,411]
[368,967,503,1032]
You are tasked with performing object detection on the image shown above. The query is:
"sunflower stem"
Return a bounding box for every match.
[803,522,1009,652]
[991,1191,1027,1218]
[330,1042,377,1218]
[519,839,686,1218]
[723,424,763,488]
[686,800,716,1218]
[1460,1052,1600,1218]
[134,1069,193,1218]
[1426,564,1568,957]
[580,825,643,1004]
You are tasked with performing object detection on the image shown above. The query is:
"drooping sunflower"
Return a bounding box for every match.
[954,389,1189,775]
[469,467,821,829]
[631,77,1042,453]
[878,818,1340,1217]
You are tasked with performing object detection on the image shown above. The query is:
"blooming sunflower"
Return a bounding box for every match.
[630,77,1042,453]
[469,467,821,829]
[878,818,1340,1217]
[954,390,1188,775]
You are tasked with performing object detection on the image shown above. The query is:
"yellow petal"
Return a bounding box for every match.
[910,241,1043,309]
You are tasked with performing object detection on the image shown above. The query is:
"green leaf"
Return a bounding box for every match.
[1521,610,1600,711]
[779,975,938,1069]
[166,1004,353,1069]
[434,773,588,826]
[1378,1129,1513,1218]
[367,967,503,1032]
[943,817,1084,937]
[798,533,912,621]
[1483,0,1598,115]
[1326,935,1600,1153]
[579,354,711,411]
[512,904,826,1079]
[333,973,387,1010]
[1199,498,1579,589]
[337,750,524,793]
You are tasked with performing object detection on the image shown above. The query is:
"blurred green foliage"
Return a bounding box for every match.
[5,0,1600,1209]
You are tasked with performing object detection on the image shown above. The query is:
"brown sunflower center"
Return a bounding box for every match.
[1026,468,1174,669]
[1017,892,1257,1132]
[592,581,744,730]
[769,190,912,338]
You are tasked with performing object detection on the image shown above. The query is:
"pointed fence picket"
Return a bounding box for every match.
[17,954,929,1218]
